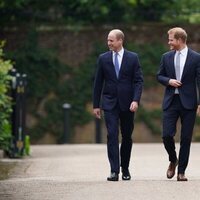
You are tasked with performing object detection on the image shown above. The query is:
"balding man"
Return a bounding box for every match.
[157,27,200,181]
[93,29,143,181]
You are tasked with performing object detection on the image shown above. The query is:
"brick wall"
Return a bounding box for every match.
[1,24,200,67]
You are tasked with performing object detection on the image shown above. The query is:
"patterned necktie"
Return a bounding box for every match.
[175,52,181,81]
[114,52,119,78]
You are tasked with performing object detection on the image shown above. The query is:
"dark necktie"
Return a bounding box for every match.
[114,52,119,78]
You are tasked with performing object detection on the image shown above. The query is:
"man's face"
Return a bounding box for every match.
[107,33,122,52]
[168,33,181,51]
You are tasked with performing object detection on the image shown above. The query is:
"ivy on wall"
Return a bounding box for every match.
[7,30,101,143]
[127,42,167,87]
[136,106,162,135]
[6,30,169,143]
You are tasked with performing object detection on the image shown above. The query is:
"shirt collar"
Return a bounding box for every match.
[113,48,124,57]
[177,46,188,56]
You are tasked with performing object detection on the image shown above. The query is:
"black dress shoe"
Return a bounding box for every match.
[122,170,131,181]
[107,172,119,181]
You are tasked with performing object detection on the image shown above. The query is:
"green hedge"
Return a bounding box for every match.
[0,42,13,151]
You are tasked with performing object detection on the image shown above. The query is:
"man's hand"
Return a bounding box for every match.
[169,79,182,88]
[197,105,200,116]
[130,101,138,112]
[93,108,101,119]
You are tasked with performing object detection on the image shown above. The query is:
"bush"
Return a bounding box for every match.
[0,41,13,151]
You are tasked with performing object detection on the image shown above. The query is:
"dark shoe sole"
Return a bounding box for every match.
[177,179,188,181]
[177,176,188,181]
[122,176,131,181]
[107,178,119,181]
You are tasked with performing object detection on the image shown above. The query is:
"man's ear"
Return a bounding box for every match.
[178,38,182,44]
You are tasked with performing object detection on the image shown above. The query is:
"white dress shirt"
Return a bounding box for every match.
[174,46,188,94]
[174,46,188,80]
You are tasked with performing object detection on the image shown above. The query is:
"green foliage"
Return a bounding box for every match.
[133,0,174,22]
[162,0,200,23]
[136,106,162,135]
[195,116,200,125]
[6,30,100,142]
[2,0,200,26]
[6,32,168,142]
[7,30,69,141]
[0,41,12,151]
[127,42,167,87]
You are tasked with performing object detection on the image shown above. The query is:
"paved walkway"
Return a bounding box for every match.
[1,143,200,200]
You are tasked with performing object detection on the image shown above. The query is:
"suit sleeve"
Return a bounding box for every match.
[93,56,104,108]
[132,55,144,103]
[156,55,170,86]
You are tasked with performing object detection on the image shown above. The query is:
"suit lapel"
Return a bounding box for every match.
[169,51,176,78]
[118,50,127,79]
[107,51,117,78]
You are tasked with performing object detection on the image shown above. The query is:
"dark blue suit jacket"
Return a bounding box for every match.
[157,48,200,110]
[93,49,143,111]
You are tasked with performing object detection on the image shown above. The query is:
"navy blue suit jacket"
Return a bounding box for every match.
[93,49,143,111]
[157,48,200,110]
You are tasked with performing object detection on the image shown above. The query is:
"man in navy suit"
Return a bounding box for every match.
[157,27,200,181]
[93,29,143,181]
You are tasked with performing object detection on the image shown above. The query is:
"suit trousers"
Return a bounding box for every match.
[162,95,196,174]
[104,103,134,174]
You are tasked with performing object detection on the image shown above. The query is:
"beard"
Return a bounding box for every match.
[169,44,180,51]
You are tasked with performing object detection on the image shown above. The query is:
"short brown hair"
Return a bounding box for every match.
[168,27,187,42]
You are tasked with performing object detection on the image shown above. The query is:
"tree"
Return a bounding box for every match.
[1,0,200,26]
[162,0,200,23]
